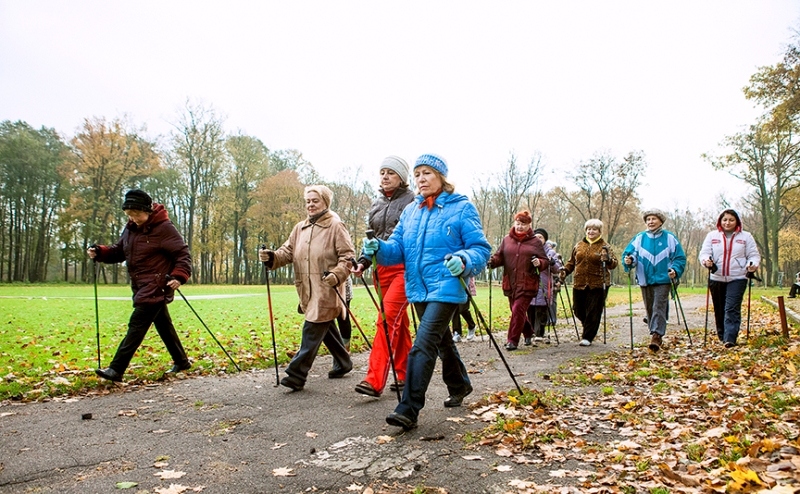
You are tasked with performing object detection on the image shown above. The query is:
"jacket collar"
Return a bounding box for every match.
[301,210,334,229]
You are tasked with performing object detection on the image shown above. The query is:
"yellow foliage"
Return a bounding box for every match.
[727,463,765,492]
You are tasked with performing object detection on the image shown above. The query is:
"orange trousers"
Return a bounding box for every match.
[364,264,413,393]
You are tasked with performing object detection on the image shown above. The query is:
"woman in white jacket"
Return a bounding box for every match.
[699,209,760,347]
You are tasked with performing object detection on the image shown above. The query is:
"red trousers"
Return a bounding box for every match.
[364,264,412,393]
[507,294,535,344]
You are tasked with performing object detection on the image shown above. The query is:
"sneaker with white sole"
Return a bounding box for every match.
[452,333,461,343]
[579,339,591,346]
[466,327,476,341]
[534,337,544,342]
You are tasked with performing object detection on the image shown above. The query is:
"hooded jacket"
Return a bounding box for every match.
[531,241,563,306]
[489,228,550,299]
[271,210,355,323]
[375,191,491,304]
[698,210,760,282]
[357,186,415,268]
[94,203,192,307]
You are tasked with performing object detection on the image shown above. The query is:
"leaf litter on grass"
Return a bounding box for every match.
[457,308,800,493]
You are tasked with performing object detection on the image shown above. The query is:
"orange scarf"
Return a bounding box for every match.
[419,190,443,210]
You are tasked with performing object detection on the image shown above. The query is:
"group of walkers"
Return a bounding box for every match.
[88,155,761,431]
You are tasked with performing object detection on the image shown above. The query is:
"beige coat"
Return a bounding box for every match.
[272,211,355,323]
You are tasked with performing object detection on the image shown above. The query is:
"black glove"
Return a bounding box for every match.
[709,262,718,274]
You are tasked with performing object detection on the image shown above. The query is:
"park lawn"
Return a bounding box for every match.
[0,282,782,401]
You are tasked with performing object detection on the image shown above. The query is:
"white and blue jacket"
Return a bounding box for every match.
[375,191,491,304]
[622,229,686,286]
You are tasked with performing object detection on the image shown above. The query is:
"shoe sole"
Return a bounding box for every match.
[648,344,660,352]
[386,415,417,430]
[355,385,381,398]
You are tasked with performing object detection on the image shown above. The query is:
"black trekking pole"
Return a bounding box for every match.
[487,267,493,345]
[168,275,242,372]
[627,269,634,351]
[92,254,102,369]
[324,271,373,351]
[704,257,714,346]
[746,262,756,340]
[261,245,280,386]
[601,246,609,345]
[670,277,692,347]
[363,231,400,400]
[447,255,523,395]
[562,274,580,339]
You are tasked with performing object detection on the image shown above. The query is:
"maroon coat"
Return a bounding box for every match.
[489,228,549,299]
[95,204,192,307]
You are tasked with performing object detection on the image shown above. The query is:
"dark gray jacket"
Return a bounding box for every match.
[359,186,415,267]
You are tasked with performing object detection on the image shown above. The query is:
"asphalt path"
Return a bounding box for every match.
[0,293,708,494]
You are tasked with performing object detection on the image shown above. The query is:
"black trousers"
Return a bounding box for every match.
[285,320,352,384]
[573,287,608,342]
[450,301,475,336]
[109,302,188,375]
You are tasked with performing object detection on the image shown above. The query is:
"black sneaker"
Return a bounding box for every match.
[280,376,304,391]
[444,383,473,408]
[95,368,122,382]
[386,412,417,431]
[523,337,532,346]
[328,362,353,378]
[165,360,192,375]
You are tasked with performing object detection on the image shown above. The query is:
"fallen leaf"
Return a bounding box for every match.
[115,481,139,489]
[271,443,287,450]
[154,470,186,480]
[305,431,317,438]
[446,417,465,422]
[346,483,362,491]
[154,485,190,494]
[153,461,169,468]
[152,429,170,434]
[494,465,513,472]
[272,467,296,477]
[117,410,137,417]
[375,435,394,444]
[462,455,484,461]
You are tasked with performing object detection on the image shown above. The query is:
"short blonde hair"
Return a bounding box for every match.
[584,218,603,232]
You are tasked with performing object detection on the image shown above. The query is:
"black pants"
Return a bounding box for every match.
[573,287,608,342]
[109,302,188,375]
[285,320,352,384]
[450,302,475,336]
[790,283,800,298]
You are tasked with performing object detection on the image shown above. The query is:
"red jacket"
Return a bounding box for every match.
[489,228,549,299]
[95,204,192,307]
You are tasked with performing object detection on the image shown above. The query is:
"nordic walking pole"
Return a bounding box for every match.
[746,262,754,340]
[363,231,400,401]
[487,267,493,345]
[562,273,580,339]
[704,257,713,346]
[447,255,523,394]
[167,276,242,372]
[260,245,280,386]
[601,246,609,345]
[92,255,101,369]
[325,271,373,351]
[627,269,634,351]
[670,277,693,346]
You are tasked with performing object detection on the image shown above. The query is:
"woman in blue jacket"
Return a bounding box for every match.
[698,209,760,347]
[622,209,686,352]
[362,153,491,431]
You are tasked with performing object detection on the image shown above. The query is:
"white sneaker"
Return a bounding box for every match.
[534,337,544,342]
[579,339,591,346]
[452,333,461,343]
[466,328,476,341]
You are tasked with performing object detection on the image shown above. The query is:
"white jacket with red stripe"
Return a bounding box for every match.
[698,229,760,282]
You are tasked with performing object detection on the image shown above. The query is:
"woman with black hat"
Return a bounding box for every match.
[88,189,193,382]
[698,209,760,347]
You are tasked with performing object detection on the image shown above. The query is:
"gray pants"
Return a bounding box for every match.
[641,284,671,336]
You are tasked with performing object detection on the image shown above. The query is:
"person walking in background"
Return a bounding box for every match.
[352,156,416,398]
[699,209,761,347]
[560,219,617,346]
[451,276,477,342]
[361,153,491,430]
[525,229,562,346]
[487,211,549,351]
[790,272,800,298]
[88,189,192,382]
[259,185,354,391]
[336,277,353,351]
[623,209,686,352]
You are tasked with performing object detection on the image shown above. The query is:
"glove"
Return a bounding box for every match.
[362,238,379,257]
[322,272,339,287]
[259,249,275,268]
[444,255,465,277]
[559,269,567,282]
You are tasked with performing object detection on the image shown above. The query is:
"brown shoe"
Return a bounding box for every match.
[649,333,662,352]
[355,381,381,397]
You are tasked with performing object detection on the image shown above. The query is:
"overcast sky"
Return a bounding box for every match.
[1,1,798,214]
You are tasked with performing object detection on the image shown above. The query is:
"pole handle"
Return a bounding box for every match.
[366,229,375,240]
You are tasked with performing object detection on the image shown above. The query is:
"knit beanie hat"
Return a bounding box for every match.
[514,211,532,224]
[122,189,153,212]
[533,228,548,241]
[380,156,410,185]
[304,185,334,208]
[642,209,666,224]
[414,153,448,178]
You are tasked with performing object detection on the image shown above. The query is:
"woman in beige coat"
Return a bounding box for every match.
[259,185,355,391]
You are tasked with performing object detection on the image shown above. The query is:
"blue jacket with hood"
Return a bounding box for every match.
[375,191,491,304]
[622,229,686,286]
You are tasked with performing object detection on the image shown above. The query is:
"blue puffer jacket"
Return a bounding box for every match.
[622,230,686,286]
[375,191,491,304]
